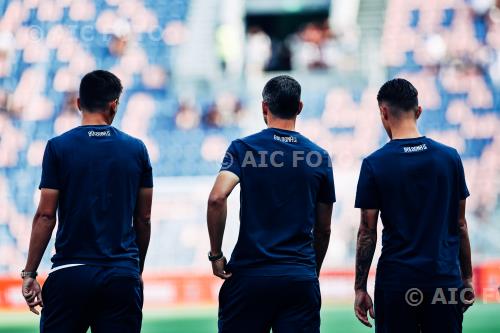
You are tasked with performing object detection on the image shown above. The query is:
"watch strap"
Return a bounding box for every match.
[21,270,38,279]
[208,251,224,262]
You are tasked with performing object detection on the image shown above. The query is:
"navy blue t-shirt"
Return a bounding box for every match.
[39,125,153,272]
[221,128,336,278]
[355,136,469,290]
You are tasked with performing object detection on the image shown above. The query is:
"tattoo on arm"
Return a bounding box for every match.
[354,209,377,291]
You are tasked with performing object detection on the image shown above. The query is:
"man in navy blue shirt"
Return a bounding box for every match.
[21,70,153,333]
[207,75,335,333]
[353,78,474,332]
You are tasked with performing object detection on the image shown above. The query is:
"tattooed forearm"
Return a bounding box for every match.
[354,209,378,291]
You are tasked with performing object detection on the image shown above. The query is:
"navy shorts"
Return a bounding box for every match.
[218,275,321,333]
[375,287,464,333]
[40,265,143,333]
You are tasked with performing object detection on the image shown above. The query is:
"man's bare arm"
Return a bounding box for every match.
[314,202,333,276]
[458,199,472,281]
[353,208,378,327]
[24,189,59,272]
[207,171,239,255]
[22,189,58,314]
[207,171,239,279]
[458,199,475,311]
[133,188,153,274]
[354,209,378,292]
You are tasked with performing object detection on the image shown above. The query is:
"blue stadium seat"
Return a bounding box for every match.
[441,8,454,28]
[409,9,420,28]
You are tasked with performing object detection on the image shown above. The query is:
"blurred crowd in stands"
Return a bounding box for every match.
[245,20,357,73]
[0,0,499,273]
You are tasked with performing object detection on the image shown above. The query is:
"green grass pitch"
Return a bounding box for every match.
[0,303,499,332]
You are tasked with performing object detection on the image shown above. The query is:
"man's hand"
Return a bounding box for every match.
[461,278,475,313]
[211,256,232,280]
[354,289,375,327]
[22,277,43,315]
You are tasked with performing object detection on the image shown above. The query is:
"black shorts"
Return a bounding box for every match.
[375,287,464,333]
[40,265,143,333]
[218,275,321,333]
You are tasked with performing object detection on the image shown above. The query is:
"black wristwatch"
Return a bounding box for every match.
[21,270,38,279]
[208,251,224,262]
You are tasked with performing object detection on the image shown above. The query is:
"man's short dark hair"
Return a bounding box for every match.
[79,70,123,112]
[377,78,418,114]
[262,75,301,119]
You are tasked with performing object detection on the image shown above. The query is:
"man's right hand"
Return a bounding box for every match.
[22,277,43,315]
[354,289,375,327]
[211,256,232,280]
[461,278,475,313]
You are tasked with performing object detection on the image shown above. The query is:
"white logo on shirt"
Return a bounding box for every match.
[403,144,428,153]
[273,134,297,143]
[88,130,111,137]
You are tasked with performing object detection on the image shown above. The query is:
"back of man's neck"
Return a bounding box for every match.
[81,113,110,126]
[391,129,421,140]
[390,120,421,140]
[267,119,296,132]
